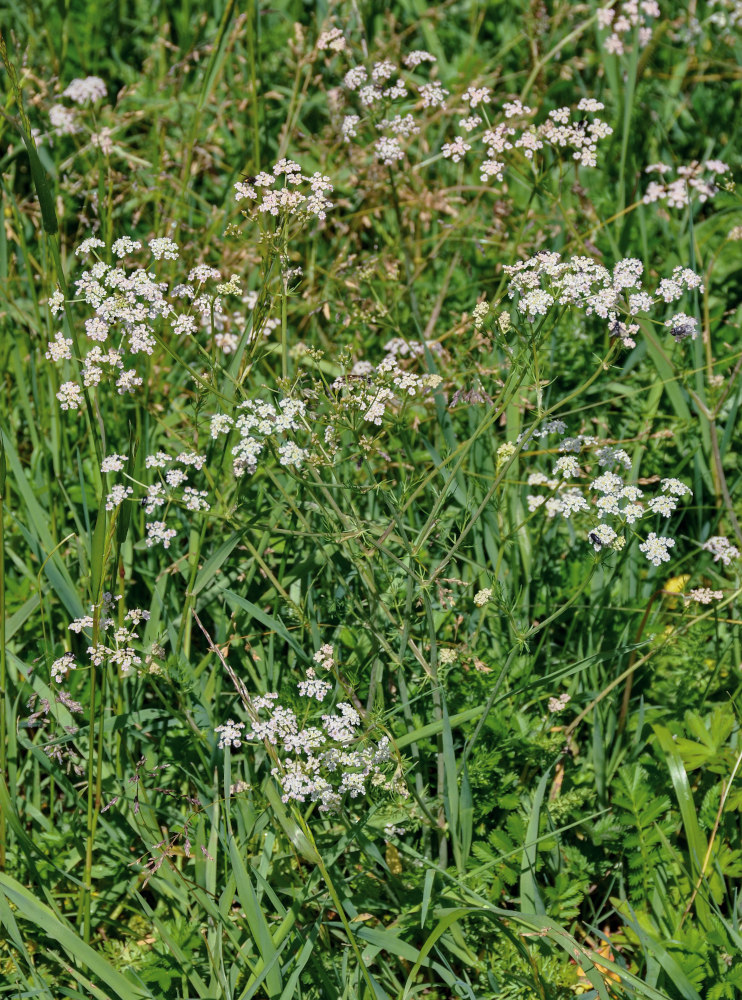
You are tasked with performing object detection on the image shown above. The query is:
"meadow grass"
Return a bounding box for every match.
[1,1,742,997]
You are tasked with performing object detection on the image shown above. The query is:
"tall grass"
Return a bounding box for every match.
[1,1,742,998]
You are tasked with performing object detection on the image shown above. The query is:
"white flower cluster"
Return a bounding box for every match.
[316,27,347,53]
[335,349,443,425]
[504,252,703,348]
[215,719,246,749]
[51,651,76,683]
[46,76,109,141]
[47,237,245,409]
[210,350,443,477]
[639,532,675,566]
[340,53,444,164]
[173,276,265,355]
[314,643,335,670]
[472,301,490,330]
[100,448,210,550]
[663,312,698,343]
[49,104,82,136]
[62,76,107,104]
[59,594,153,680]
[548,692,571,714]
[707,0,742,32]
[337,48,612,181]
[234,159,333,222]
[210,397,308,477]
[523,428,692,566]
[215,648,406,811]
[643,160,729,208]
[487,98,613,170]
[597,1,660,55]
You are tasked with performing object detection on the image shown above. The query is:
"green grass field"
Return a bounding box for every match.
[1,1,741,997]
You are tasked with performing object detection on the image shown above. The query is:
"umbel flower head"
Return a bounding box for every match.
[46,235,246,412]
[504,252,703,349]
[234,159,333,222]
[215,646,406,812]
[522,424,692,564]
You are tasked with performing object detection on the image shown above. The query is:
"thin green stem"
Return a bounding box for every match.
[0,440,6,869]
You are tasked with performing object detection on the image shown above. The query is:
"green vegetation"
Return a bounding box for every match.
[1,1,741,997]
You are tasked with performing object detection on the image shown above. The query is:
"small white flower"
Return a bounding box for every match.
[146,521,177,549]
[165,468,188,487]
[403,50,436,68]
[215,719,245,749]
[661,478,692,497]
[554,456,580,479]
[442,136,471,162]
[105,484,133,510]
[56,381,84,411]
[458,114,482,132]
[639,532,675,566]
[665,312,698,342]
[702,536,740,566]
[48,289,65,315]
[111,236,142,258]
[462,86,491,108]
[63,76,107,103]
[591,472,623,494]
[648,495,678,517]
[101,454,128,473]
[548,692,570,713]
[474,588,492,607]
[374,136,404,166]
[51,651,76,682]
[148,237,179,260]
[182,488,210,512]
[298,668,332,701]
[45,332,73,362]
[68,616,95,633]
[116,369,143,394]
[684,587,723,606]
[343,66,368,90]
[341,114,360,141]
[588,524,618,550]
[49,104,80,134]
[278,441,308,468]
[418,81,448,108]
[313,644,335,671]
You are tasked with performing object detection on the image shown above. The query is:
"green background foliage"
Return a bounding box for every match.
[1,1,741,997]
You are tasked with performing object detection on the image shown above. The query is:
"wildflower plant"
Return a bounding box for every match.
[215,645,405,812]
[2,3,742,1000]
[522,426,693,562]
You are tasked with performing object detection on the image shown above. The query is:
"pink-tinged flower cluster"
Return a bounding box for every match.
[234,159,333,222]
[337,47,613,181]
[643,160,729,208]
[598,1,661,55]
[702,536,740,566]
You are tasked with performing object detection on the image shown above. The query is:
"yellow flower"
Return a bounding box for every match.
[663,574,690,608]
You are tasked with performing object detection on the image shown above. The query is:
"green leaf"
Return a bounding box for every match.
[228,837,283,997]
[0,874,153,999]
[520,768,550,914]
